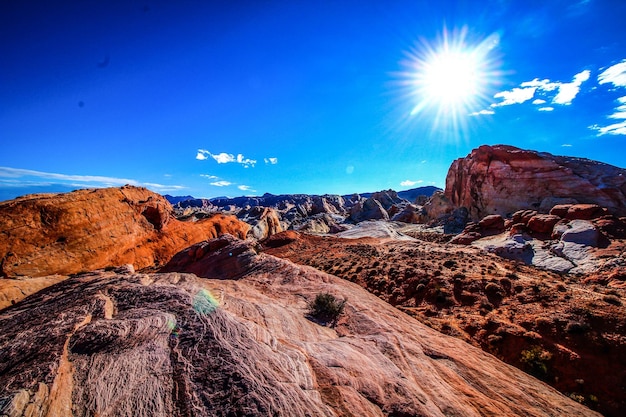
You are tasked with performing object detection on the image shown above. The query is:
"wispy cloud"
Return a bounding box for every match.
[598,60,626,88]
[0,167,186,193]
[196,149,256,167]
[0,167,138,185]
[590,96,626,136]
[200,174,219,180]
[238,185,256,192]
[561,143,573,147]
[210,181,232,187]
[264,157,278,164]
[400,179,423,187]
[491,70,590,108]
[468,109,495,116]
[142,183,187,192]
[538,107,554,111]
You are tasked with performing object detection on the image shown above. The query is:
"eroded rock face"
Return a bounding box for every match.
[445,145,626,221]
[1,238,597,417]
[0,186,249,277]
[265,232,626,416]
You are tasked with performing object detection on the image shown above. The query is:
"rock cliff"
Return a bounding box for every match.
[445,145,626,221]
[0,186,249,277]
[0,237,600,417]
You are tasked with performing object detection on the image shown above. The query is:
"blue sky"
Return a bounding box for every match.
[1,0,626,201]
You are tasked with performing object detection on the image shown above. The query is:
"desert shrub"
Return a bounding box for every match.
[308,293,346,326]
[520,346,552,380]
[565,321,590,334]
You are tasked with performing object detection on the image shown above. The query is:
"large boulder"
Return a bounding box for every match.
[349,197,389,223]
[445,145,626,221]
[0,186,249,277]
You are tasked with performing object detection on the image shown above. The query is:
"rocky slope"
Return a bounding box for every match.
[0,186,249,278]
[0,236,599,417]
[450,204,626,275]
[265,231,626,416]
[171,187,440,239]
[440,145,626,221]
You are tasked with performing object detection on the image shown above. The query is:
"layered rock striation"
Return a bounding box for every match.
[0,186,249,277]
[444,145,626,221]
[0,237,600,417]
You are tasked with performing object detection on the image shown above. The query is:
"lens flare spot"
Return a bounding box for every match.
[193,288,219,315]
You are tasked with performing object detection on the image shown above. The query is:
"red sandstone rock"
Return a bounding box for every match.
[550,204,572,218]
[528,214,562,234]
[445,145,626,221]
[565,204,606,220]
[512,209,539,224]
[479,214,505,230]
[0,239,601,417]
[0,186,249,277]
[594,215,626,239]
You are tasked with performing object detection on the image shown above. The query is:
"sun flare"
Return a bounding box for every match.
[399,27,501,130]
[422,50,480,106]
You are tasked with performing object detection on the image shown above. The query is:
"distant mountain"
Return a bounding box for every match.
[397,186,441,202]
[163,194,195,205]
[164,186,441,207]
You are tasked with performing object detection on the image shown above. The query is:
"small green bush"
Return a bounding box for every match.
[308,293,346,326]
[520,345,552,380]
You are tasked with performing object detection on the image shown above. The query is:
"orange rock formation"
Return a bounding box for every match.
[0,186,249,277]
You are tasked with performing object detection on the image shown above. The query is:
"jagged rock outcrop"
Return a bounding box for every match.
[237,206,284,240]
[349,197,389,222]
[0,186,249,277]
[169,187,441,232]
[4,235,600,417]
[445,145,626,221]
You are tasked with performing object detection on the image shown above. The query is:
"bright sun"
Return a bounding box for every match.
[400,27,500,126]
[422,50,480,106]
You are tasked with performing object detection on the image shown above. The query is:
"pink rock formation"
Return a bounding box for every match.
[445,145,626,221]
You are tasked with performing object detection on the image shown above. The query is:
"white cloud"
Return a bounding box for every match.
[553,70,590,104]
[238,185,256,192]
[520,78,559,91]
[591,121,626,136]
[210,181,232,187]
[561,144,573,147]
[598,60,626,87]
[538,107,554,111]
[0,167,186,193]
[213,152,236,164]
[0,167,138,186]
[264,157,278,164]
[196,150,209,160]
[468,109,495,116]
[492,70,590,108]
[200,174,219,180]
[492,87,537,106]
[400,179,423,187]
[142,183,187,192]
[197,149,256,167]
[591,95,626,136]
